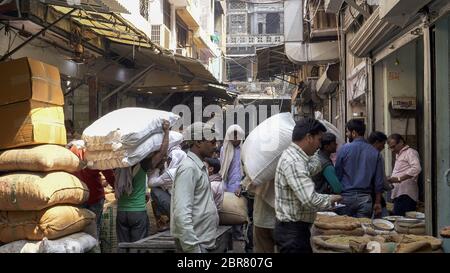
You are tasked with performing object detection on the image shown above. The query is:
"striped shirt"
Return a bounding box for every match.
[275,143,332,223]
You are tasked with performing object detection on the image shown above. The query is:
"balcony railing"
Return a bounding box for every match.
[226,35,284,45]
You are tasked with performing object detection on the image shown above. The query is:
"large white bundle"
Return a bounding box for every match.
[85,131,184,170]
[83,108,180,151]
[241,113,295,185]
[0,233,97,253]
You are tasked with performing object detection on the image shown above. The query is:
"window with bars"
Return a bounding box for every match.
[229,1,247,10]
[140,0,149,21]
[229,14,247,34]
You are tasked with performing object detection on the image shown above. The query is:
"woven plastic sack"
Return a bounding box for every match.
[85,131,183,170]
[241,113,295,185]
[83,108,180,151]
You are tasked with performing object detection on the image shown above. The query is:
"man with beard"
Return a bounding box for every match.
[335,119,384,218]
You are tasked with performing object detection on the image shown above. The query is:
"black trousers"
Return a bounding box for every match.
[393,194,417,216]
[116,211,149,244]
[274,221,312,253]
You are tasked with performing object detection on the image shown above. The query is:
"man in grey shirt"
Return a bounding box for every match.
[171,122,219,253]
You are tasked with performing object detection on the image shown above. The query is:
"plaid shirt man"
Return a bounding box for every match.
[275,143,333,223]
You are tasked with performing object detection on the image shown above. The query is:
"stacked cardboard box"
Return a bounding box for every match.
[0,57,66,149]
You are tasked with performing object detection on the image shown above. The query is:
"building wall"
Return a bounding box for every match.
[117,0,152,38]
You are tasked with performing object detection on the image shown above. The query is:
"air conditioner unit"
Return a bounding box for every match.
[151,24,171,49]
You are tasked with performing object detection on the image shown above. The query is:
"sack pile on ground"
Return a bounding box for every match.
[82,108,182,170]
[0,58,96,253]
[311,214,443,253]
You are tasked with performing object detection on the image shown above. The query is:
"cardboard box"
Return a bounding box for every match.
[0,101,67,150]
[0,57,64,106]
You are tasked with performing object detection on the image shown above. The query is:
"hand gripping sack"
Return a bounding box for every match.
[241,113,295,185]
[82,108,180,151]
[0,206,95,243]
[0,172,89,211]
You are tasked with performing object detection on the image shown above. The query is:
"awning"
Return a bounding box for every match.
[50,5,160,49]
[109,43,232,101]
[135,84,233,101]
[349,7,398,58]
[40,0,129,13]
[256,44,301,80]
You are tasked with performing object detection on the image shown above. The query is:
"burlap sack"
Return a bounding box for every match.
[396,241,433,253]
[0,172,89,211]
[0,206,95,243]
[312,235,378,253]
[395,221,426,235]
[311,225,365,236]
[0,145,82,172]
[314,215,362,230]
[219,192,248,225]
[386,234,442,250]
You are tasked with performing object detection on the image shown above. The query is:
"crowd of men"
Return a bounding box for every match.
[65,117,421,254]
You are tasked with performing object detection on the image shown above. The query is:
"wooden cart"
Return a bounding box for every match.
[118,226,233,253]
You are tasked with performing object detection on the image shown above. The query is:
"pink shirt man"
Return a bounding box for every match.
[391,146,422,201]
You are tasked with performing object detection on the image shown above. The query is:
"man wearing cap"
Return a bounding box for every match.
[171,122,219,253]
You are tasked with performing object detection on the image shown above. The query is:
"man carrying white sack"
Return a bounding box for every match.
[116,120,170,245]
[171,122,219,253]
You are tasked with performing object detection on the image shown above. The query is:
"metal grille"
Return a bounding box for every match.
[151,25,161,45]
[229,1,247,10]
[230,14,247,34]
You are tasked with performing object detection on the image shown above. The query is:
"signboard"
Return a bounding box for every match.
[392,97,416,110]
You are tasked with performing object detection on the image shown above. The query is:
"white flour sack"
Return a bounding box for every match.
[241,113,295,186]
[82,108,180,151]
[85,131,184,170]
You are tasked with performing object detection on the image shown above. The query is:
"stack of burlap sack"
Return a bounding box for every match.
[311,215,442,253]
[0,58,96,253]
